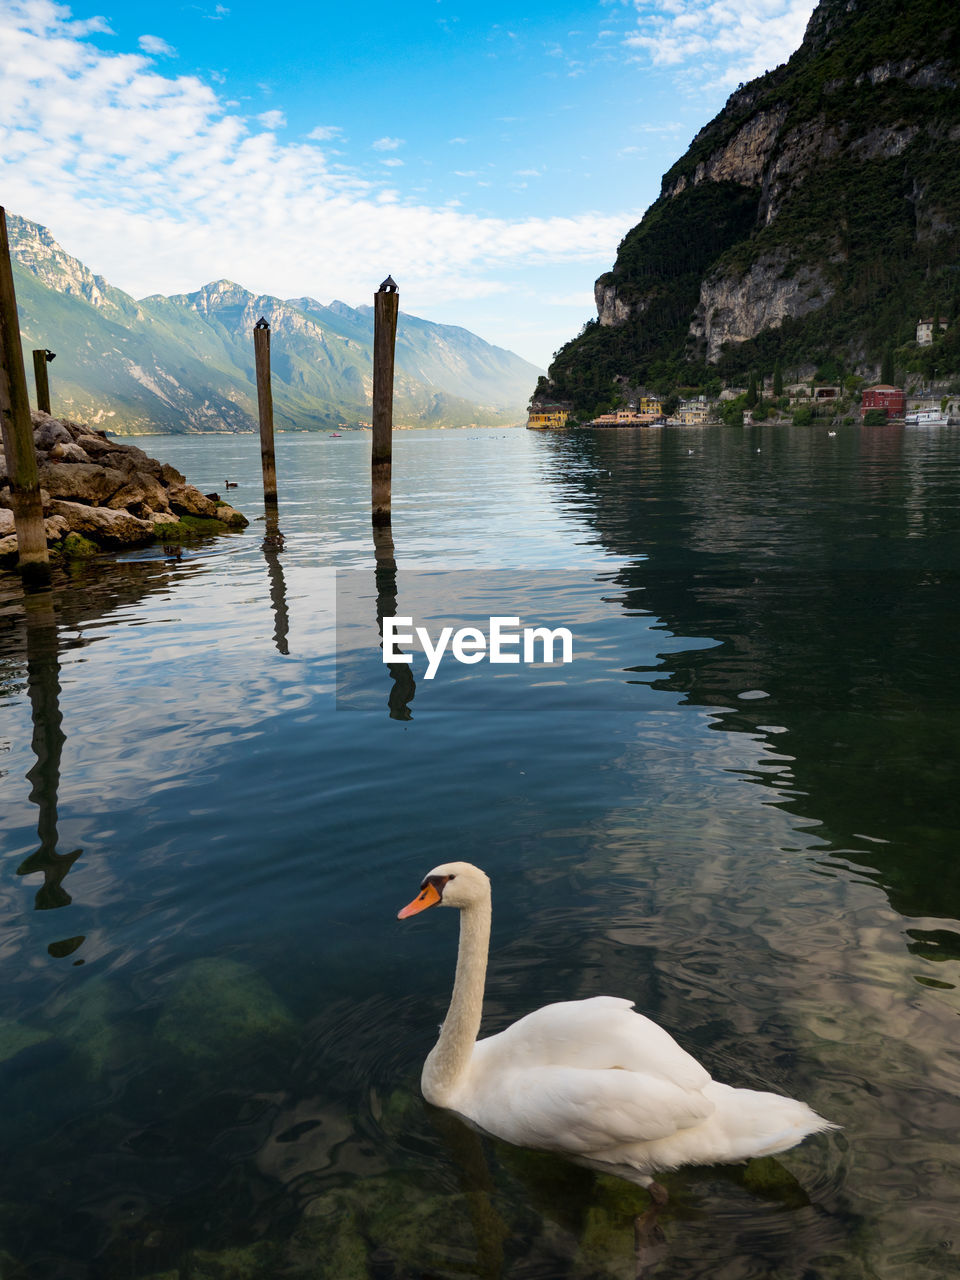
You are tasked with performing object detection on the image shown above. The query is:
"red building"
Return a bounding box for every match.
[861,384,906,420]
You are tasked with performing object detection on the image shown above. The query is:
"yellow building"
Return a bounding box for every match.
[677,400,709,425]
[639,396,662,417]
[526,404,569,429]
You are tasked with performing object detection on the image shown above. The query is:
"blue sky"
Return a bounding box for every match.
[0,0,815,367]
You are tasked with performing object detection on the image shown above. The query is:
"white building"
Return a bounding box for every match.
[917,317,948,346]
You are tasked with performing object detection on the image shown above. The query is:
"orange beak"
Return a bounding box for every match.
[398,881,442,919]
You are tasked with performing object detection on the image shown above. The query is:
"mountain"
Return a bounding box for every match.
[8,215,542,433]
[538,0,960,413]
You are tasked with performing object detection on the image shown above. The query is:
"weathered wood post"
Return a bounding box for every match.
[372,275,399,525]
[253,316,278,511]
[32,349,55,415]
[0,206,49,585]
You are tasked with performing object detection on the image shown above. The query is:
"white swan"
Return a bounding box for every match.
[399,862,833,1186]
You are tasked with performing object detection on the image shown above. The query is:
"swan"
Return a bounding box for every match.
[398,862,834,1188]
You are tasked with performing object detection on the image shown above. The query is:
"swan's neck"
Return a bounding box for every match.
[422,896,491,1106]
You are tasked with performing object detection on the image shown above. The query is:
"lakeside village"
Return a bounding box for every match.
[528,318,960,431]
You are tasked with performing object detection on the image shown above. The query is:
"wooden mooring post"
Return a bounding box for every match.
[32,348,55,415]
[253,316,279,511]
[372,276,399,525]
[0,206,49,585]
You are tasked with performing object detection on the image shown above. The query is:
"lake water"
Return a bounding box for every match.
[1,422,959,1280]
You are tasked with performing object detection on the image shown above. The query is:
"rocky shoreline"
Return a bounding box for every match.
[0,412,247,567]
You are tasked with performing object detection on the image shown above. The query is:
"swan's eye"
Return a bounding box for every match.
[424,873,452,895]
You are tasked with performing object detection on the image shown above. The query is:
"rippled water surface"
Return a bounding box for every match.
[1,423,959,1279]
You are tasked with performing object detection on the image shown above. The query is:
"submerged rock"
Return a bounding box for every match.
[154,957,296,1062]
[0,412,248,568]
[0,1016,53,1065]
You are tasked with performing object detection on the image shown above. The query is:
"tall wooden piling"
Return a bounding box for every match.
[0,206,49,585]
[372,276,399,525]
[253,316,278,509]
[32,349,54,415]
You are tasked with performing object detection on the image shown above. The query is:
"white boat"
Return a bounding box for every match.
[905,407,950,426]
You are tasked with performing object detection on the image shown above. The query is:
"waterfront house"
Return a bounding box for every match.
[677,398,709,425]
[861,384,905,420]
[587,402,664,427]
[526,404,569,429]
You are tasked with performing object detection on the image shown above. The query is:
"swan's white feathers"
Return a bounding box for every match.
[471,996,711,1092]
[462,1063,716,1154]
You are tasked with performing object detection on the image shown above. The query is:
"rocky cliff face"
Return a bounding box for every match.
[543,0,960,409]
[691,255,835,362]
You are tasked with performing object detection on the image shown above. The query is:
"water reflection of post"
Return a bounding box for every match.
[16,590,85,958]
[373,519,415,721]
[262,507,289,655]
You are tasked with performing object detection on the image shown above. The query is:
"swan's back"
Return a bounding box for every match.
[472,996,710,1089]
[454,995,833,1178]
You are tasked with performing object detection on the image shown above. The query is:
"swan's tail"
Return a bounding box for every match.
[704,1080,837,1162]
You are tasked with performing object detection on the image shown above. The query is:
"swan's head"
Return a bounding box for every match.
[397,861,490,918]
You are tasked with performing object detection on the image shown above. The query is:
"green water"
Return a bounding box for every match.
[1,422,958,1279]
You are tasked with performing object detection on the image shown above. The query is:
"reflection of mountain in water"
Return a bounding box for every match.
[537,426,960,937]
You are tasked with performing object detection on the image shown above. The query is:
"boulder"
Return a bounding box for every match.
[106,472,170,516]
[49,441,92,463]
[47,500,155,546]
[61,532,99,557]
[44,515,70,542]
[0,535,17,560]
[73,433,116,459]
[32,417,72,449]
[161,463,185,486]
[216,505,249,528]
[0,509,13,536]
[101,444,163,479]
[38,463,126,505]
[167,484,219,518]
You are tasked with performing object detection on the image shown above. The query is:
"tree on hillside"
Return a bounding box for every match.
[746,370,758,407]
[881,345,896,386]
[773,360,783,397]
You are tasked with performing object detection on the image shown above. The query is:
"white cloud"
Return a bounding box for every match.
[138,33,176,57]
[380,157,403,167]
[371,136,404,151]
[257,109,286,129]
[0,0,630,343]
[625,0,814,87]
[306,124,342,141]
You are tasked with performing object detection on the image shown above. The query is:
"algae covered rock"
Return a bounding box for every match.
[0,1016,53,1065]
[61,531,99,558]
[154,958,296,1062]
[1,412,249,568]
[42,977,138,1079]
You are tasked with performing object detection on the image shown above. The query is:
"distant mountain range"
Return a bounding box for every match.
[8,214,542,433]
